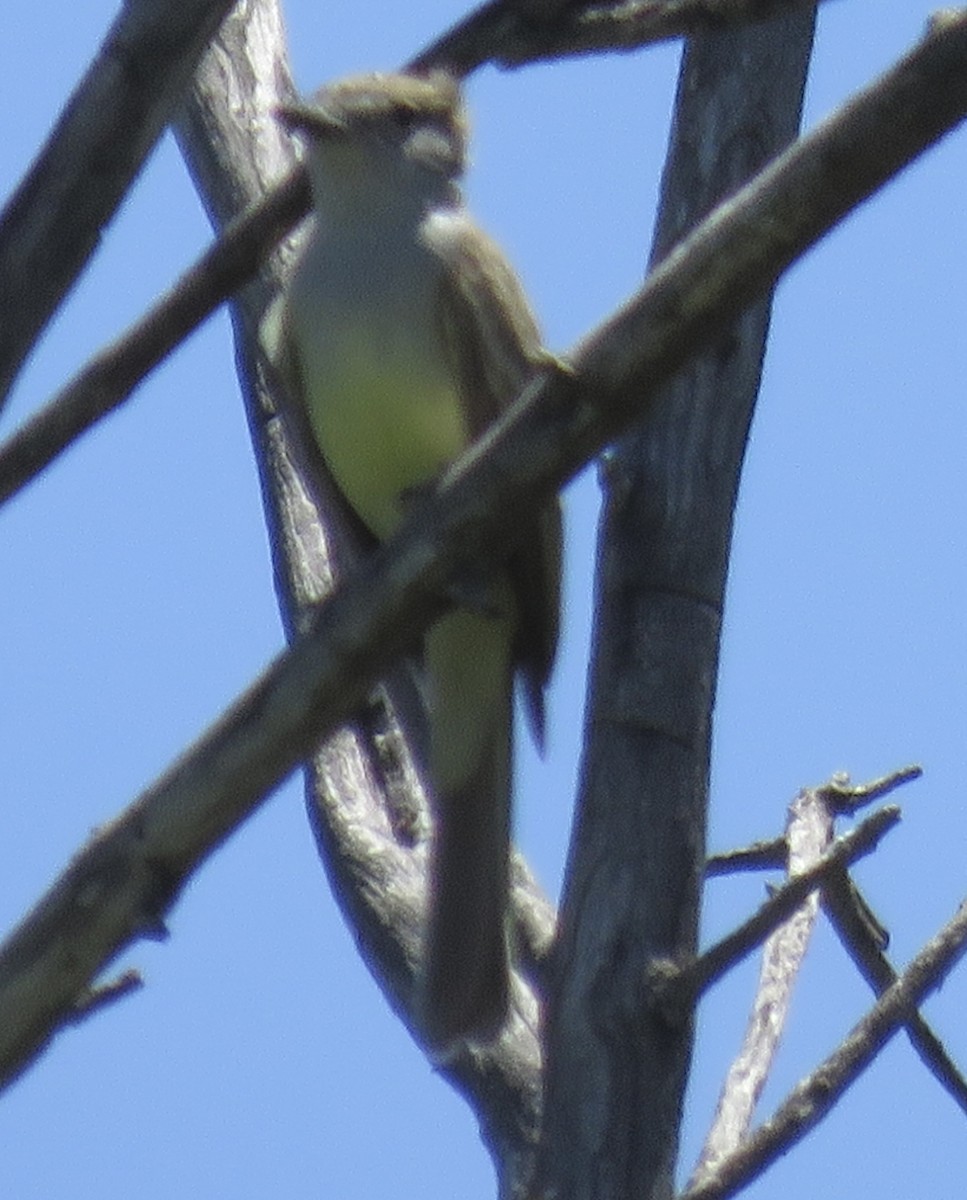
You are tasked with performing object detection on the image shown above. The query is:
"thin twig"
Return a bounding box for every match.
[706,837,787,875]
[681,898,967,1200]
[824,875,967,1116]
[67,970,144,1025]
[819,763,923,815]
[654,807,900,1018]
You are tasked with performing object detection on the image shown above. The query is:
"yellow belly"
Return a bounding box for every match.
[309,340,467,538]
[295,298,469,540]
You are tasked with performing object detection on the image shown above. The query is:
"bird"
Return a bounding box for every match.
[262,70,561,1050]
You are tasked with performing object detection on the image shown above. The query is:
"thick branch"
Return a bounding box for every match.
[573,14,967,399]
[0,0,237,409]
[410,0,833,74]
[535,9,816,1200]
[0,170,307,507]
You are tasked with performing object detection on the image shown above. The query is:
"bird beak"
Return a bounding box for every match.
[275,100,346,138]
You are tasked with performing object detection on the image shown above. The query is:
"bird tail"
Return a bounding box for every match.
[420,603,514,1051]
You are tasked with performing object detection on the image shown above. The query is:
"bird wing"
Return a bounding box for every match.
[422,209,562,745]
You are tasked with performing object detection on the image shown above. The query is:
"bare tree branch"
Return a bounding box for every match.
[0,0,238,409]
[690,783,833,1181]
[0,10,963,1103]
[703,763,967,1142]
[410,0,833,74]
[681,897,967,1200]
[819,763,924,813]
[67,969,144,1024]
[0,169,307,507]
[706,839,787,875]
[572,15,967,399]
[658,805,900,1016]
[537,10,816,1196]
[823,874,967,1116]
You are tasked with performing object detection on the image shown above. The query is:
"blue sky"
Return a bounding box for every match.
[1,2,966,1196]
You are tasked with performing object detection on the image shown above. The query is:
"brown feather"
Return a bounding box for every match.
[417,209,562,1047]
[425,209,562,741]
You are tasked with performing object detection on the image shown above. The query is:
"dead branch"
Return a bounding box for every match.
[681,897,967,1200]
[654,805,900,1019]
[0,0,237,408]
[690,782,834,1182]
[824,875,967,1116]
[410,0,834,74]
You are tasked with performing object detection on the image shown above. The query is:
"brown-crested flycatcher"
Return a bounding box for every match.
[263,71,561,1049]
